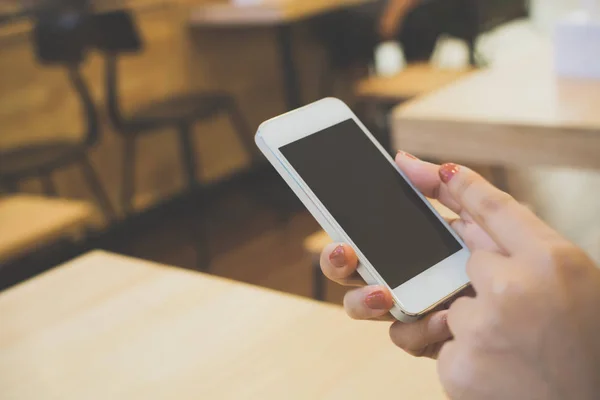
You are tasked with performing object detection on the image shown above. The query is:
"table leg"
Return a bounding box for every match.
[313,260,326,301]
[276,24,302,110]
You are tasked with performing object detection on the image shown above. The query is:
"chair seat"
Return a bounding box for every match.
[355,63,473,102]
[125,92,233,132]
[0,195,101,263]
[0,141,84,178]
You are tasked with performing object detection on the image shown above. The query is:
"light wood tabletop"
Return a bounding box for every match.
[0,195,100,263]
[391,43,600,170]
[189,0,370,26]
[0,250,445,399]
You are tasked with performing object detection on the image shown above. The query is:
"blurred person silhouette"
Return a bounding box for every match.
[316,0,473,78]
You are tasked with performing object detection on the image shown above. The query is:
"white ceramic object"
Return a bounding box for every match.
[374,41,405,77]
[430,35,469,69]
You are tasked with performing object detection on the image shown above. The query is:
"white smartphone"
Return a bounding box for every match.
[255,98,470,322]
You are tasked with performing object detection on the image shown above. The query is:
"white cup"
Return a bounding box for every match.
[374,41,406,77]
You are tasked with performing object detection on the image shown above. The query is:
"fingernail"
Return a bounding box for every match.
[397,150,417,160]
[365,290,388,310]
[329,245,346,268]
[439,163,460,183]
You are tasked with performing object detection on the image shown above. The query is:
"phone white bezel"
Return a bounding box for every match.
[255,98,470,321]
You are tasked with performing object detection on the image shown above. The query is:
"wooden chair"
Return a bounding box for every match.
[0,195,101,263]
[89,10,256,268]
[90,11,256,213]
[0,14,116,221]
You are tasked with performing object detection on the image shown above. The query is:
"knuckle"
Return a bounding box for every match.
[465,250,486,276]
[388,322,409,350]
[543,242,591,278]
[438,345,475,398]
[389,322,425,356]
[478,190,513,217]
[343,293,362,320]
[455,172,476,200]
[491,275,524,298]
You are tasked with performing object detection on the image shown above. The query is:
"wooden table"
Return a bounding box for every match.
[189,0,371,111]
[391,43,600,170]
[0,195,100,263]
[0,250,445,399]
[189,0,369,26]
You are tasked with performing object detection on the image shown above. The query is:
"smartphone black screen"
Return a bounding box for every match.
[280,119,462,288]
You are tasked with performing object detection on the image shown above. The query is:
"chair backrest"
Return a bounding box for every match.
[89,10,143,131]
[32,13,99,146]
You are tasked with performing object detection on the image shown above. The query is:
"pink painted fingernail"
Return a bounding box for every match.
[397,150,417,160]
[365,290,388,310]
[439,163,460,183]
[329,245,346,268]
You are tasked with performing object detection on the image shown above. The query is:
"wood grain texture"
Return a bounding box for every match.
[0,250,445,399]
[0,195,100,262]
[391,44,600,169]
[189,0,370,26]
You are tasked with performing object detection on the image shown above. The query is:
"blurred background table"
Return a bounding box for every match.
[189,0,371,112]
[391,44,600,170]
[0,250,444,399]
[189,0,370,26]
[391,39,600,261]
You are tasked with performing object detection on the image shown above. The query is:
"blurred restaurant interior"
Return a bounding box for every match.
[1,0,599,398]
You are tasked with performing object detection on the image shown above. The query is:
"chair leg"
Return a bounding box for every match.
[121,135,137,215]
[313,260,326,301]
[177,124,198,188]
[177,124,210,270]
[226,101,258,162]
[40,174,58,196]
[190,190,211,271]
[79,155,117,222]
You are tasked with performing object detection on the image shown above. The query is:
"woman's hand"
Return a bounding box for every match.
[319,151,501,359]
[436,164,600,400]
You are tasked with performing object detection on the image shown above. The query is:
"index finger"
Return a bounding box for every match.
[439,163,561,255]
[395,151,463,215]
